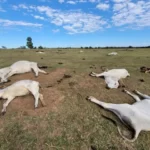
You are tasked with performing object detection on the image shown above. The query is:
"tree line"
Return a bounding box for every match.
[1,36,150,49]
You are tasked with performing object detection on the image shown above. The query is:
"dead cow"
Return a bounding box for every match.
[0,80,46,115]
[0,60,48,83]
[107,52,118,56]
[36,51,45,54]
[90,69,130,89]
[0,67,11,83]
[87,89,150,142]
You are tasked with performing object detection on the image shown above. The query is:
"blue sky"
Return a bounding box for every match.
[0,0,150,48]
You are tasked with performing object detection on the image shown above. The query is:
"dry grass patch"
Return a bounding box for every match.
[0,49,150,149]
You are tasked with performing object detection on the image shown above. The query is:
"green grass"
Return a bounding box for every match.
[0,48,150,150]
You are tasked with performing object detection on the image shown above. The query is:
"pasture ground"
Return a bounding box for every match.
[0,48,150,150]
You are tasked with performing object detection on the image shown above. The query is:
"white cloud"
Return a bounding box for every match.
[33,15,45,20]
[52,29,60,33]
[67,1,76,4]
[112,0,128,3]
[58,0,64,3]
[12,4,37,12]
[7,0,150,35]
[17,5,108,34]
[37,6,108,33]
[113,3,126,11]
[0,19,42,27]
[112,1,150,28]
[78,0,87,2]
[89,0,96,3]
[37,6,56,17]
[12,5,18,10]
[10,3,110,34]
[51,17,63,26]
[29,6,37,11]
[58,0,100,4]
[55,12,107,34]
[18,4,28,9]
[82,0,100,3]
[96,3,110,10]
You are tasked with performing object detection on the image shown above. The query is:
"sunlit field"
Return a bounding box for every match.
[0,48,150,150]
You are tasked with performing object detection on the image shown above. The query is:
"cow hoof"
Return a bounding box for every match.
[86,96,95,101]
[122,88,126,92]
[34,106,38,109]
[89,72,92,76]
[86,96,90,100]
[133,90,138,93]
[1,111,6,116]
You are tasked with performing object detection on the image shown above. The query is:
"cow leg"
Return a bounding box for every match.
[123,89,141,102]
[134,90,150,99]
[1,97,14,115]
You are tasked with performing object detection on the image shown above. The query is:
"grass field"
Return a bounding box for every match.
[0,48,150,150]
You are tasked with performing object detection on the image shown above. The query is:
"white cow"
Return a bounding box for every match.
[0,67,11,83]
[87,89,150,142]
[108,52,118,56]
[90,69,130,89]
[0,80,46,115]
[36,51,45,54]
[0,60,47,83]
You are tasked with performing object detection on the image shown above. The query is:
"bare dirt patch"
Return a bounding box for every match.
[0,68,67,116]
[79,75,105,89]
[5,87,65,116]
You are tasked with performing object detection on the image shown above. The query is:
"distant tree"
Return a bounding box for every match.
[38,46,43,49]
[128,46,133,48]
[26,37,33,49]
[33,46,37,49]
[1,46,7,49]
[89,46,93,49]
